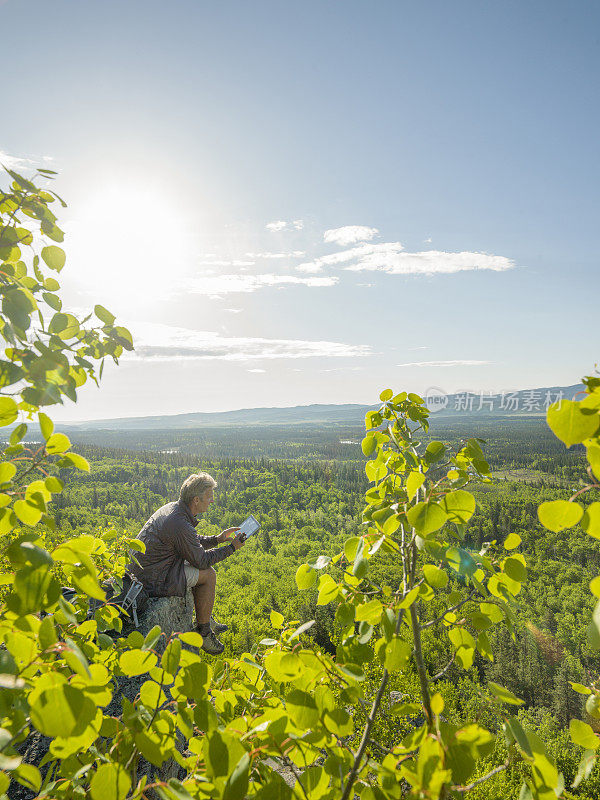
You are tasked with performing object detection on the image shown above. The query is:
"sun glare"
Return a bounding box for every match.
[65,181,195,310]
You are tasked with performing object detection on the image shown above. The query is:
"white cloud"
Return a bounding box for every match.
[297,242,401,273]
[197,259,255,267]
[346,248,513,276]
[189,273,338,297]
[131,322,371,361]
[223,308,242,314]
[396,360,492,367]
[266,220,287,232]
[0,149,54,171]
[245,251,305,259]
[247,368,266,373]
[324,225,379,246]
[298,241,514,276]
[265,219,304,232]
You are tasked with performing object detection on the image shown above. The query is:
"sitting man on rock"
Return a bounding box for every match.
[128,472,244,655]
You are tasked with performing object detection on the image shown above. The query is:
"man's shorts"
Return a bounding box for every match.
[184,562,200,589]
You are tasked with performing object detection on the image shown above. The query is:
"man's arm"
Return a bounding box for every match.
[174,524,236,570]
[196,527,239,549]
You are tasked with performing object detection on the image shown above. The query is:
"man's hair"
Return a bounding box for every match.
[179,473,217,505]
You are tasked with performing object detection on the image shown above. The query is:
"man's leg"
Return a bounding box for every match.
[191,567,216,630]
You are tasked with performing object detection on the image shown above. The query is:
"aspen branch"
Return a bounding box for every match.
[431,651,456,681]
[422,591,478,629]
[454,761,509,792]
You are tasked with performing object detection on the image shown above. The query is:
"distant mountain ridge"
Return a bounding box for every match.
[59,384,584,431]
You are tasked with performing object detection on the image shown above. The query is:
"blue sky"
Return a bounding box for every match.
[1,0,598,419]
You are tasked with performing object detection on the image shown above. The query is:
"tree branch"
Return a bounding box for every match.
[431,651,456,681]
[339,607,406,800]
[453,761,509,792]
[422,591,478,629]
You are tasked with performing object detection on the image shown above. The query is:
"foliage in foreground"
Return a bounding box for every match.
[1,166,600,799]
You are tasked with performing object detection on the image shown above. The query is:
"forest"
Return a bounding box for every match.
[40,416,598,795]
[2,165,600,800]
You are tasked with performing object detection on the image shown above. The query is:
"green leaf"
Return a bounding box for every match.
[140,680,167,709]
[431,693,444,716]
[355,599,383,625]
[586,694,600,719]
[446,547,477,577]
[424,441,446,463]
[14,499,43,526]
[43,292,62,311]
[587,442,600,481]
[547,399,599,447]
[90,763,131,800]
[582,503,600,539]
[295,563,316,590]
[588,600,600,650]
[407,471,426,501]
[382,637,411,671]
[361,435,376,457]
[288,620,315,641]
[317,574,339,605]
[270,610,284,629]
[0,397,18,427]
[504,556,527,583]
[223,752,250,800]
[344,536,361,562]
[285,689,320,728]
[380,389,393,402]
[570,682,592,695]
[174,661,212,701]
[94,304,116,325]
[489,682,524,706]
[114,326,133,350]
[538,500,584,532]
[9,423,27,446]
[143,625,162,651]
[570,719,599,750]
[0,462,16,484]
[45,432,71,454]
[440,490,476,523]
[41,245,66,271]
[503,533,521,550]
[323,708,354,737]
[505,717,532,758]
[12,763,41,793]
[423,564,448,589]
[60,452,90,471]
[119,649,157,676]
[448,628,476,669]
[38,412,54,440]
[30,684,96,737]
[407,502,448,536]
[573,749,596,789]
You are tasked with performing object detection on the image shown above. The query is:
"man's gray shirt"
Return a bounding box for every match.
[128,500,235,597]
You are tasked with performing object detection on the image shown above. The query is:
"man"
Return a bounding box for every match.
[128,472,245,655]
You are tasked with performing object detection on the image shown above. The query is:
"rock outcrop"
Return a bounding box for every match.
[10,592,196,800]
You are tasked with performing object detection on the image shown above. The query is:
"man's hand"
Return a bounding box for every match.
[218,527,239,544]
[232,534,246,551]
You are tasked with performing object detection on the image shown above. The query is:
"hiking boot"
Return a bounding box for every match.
[201,629,225,655]
[210,615,228,634]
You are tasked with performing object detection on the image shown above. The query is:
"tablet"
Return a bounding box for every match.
[239,514,260,539]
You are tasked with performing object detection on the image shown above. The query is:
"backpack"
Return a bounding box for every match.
[62,572,149,629]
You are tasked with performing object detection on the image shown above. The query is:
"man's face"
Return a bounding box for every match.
[195,487,215,514]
